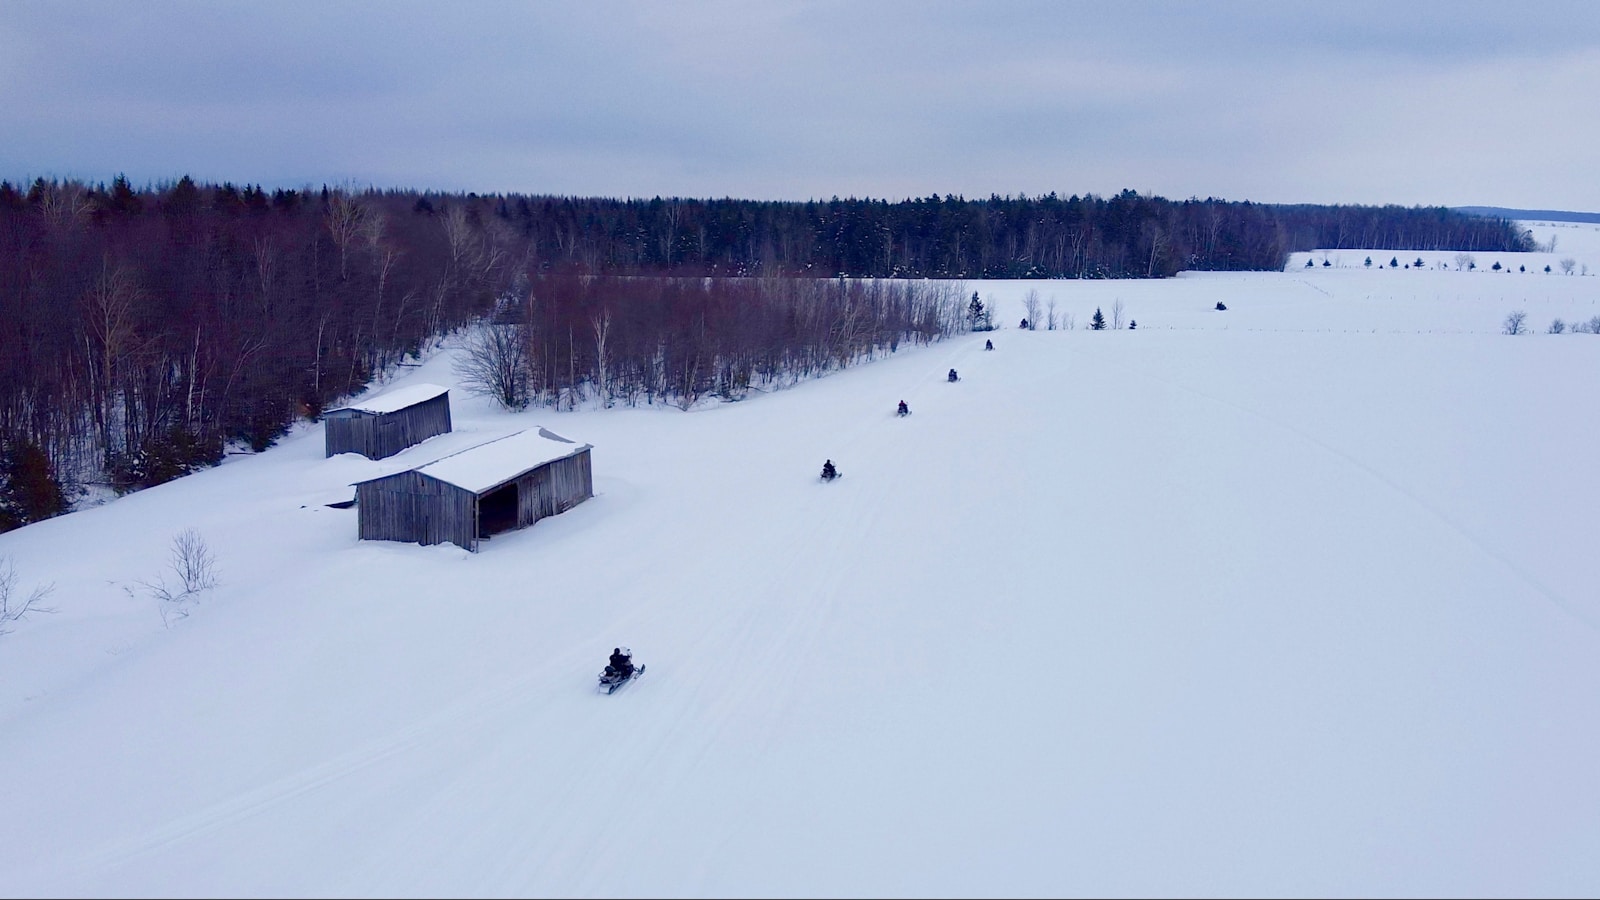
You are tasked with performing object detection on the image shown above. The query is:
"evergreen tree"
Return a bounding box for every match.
[0,441,66,533]
[967,291,986,330]
[1128,319,1137,330]
[1090,307,1107,330]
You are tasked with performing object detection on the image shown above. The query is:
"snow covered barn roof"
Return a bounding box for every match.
[326,383,450,416]
[393,427,589,494]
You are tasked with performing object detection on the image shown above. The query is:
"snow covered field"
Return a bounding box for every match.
[1,229,1598,898]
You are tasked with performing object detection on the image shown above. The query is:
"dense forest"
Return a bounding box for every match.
[489,189,1532,278]
[0,176,1531,531]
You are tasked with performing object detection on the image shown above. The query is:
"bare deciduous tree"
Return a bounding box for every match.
[453,323,530,409]
[1502,310,1527,335]
[1112,299,1126,330]
[1022,290,1042,330]
[590,308,612,406]
[1559,258,1577,275]
[325,193,367,280]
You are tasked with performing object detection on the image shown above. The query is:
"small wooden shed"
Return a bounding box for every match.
[324,383,452,460]
[352,427,593,552]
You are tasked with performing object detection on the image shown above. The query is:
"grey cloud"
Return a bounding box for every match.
[2,0,1597,209]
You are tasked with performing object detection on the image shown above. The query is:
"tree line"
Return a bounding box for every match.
[487,189,1532,278]
[0,176,1531,532]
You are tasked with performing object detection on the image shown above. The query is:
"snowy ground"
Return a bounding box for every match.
[1,227,1598,898]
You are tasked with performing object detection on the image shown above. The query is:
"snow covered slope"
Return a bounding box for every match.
[1,258,1598,897]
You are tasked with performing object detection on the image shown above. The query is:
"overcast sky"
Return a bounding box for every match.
[3,0,1597,210]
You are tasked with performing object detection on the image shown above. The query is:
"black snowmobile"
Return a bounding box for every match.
[598,647,645,694]
[820,459,841,482]
[896,401,910,417]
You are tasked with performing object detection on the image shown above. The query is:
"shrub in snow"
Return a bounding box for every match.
[1365,257,1373,267]
[1305,258,1314,268]
[0,556,56,637]
[1214,301,1228,311]
[134,527,220,627]
[1549,319,1566,334]
[1502,310,1527,335]
[1414,258,1425,268]
[1322,259,1331,267]
[1128,320,1137,330]
[1492,262,1502,271]
[1390,257,1399,268]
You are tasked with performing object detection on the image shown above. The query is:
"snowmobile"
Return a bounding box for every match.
[820,460,841,482]
[598,648,645,694]
[947,368,959,382]
[896,401,910,417]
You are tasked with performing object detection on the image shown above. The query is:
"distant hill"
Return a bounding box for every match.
[1455,206,1600,224]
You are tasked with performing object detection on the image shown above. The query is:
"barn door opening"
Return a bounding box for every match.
[479,482,519,537]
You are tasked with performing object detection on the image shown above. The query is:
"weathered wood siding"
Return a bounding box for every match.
[512,449,594,529]
[325,392,452,459]
[356,470,476,550]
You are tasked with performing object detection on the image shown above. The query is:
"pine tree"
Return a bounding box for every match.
[1128,319,1137,330]
[1090,307,1107,330]
[0,441,66,533]
[967,291,986,330]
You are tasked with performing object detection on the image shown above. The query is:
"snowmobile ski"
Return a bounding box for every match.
[598,664,645,694]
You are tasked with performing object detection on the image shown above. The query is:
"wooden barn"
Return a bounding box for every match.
[324,383,452,460]
[352,427,593,552]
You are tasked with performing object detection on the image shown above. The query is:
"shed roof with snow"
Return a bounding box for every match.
[329,383,450,415]
[410,427,590,493]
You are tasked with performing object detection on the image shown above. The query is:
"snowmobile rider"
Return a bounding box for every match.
[947,368,959,382]
[897,400,909,416]
[821,459,838,480]
[608,647,634,679]
[985,339,993,350]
